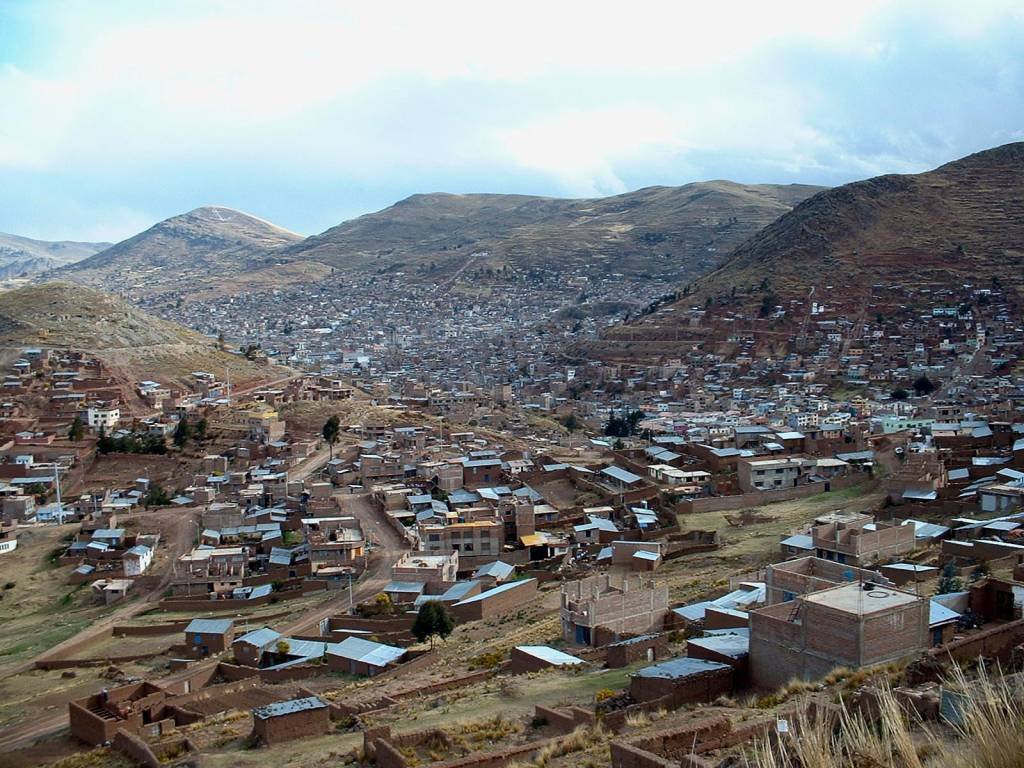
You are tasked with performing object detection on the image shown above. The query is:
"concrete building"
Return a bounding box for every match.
[561,573,669,646]
[749,581,929,690]
[450,578,537,622]
[251,697,330,746]
[391,550,459,589]
[737,456,810,492]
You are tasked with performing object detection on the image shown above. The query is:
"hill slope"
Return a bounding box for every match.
[0,282,289,388]
[55,206,302,286]
[0,233,109,279]
[580,142,1024,364]
[693,142,1024,301]
[279,182,824,278]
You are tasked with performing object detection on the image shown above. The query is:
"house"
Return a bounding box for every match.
[251,697,330,746]
[508,645,585,674]
[749,581,929,690]
[232,627,282,667]
[327,636,406,676]
[561,574,669,646]
[184,618,234,656]
[472,560,516,585]
[91,578,133,605]
[629,657,733,705]
[391,550,459,589]
[450,578,538,622]
[122,544,153,577]
[811,515,916,565]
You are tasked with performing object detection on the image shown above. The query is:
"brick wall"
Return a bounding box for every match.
[607,635,667,668]
[252,706,329,745]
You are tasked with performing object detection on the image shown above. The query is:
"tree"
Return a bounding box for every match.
[322,414,341,459]
[173,419,193,448]
[913,375,935,397]
[145,484,171,508]
[97,425,114,454]
[275,639,291,656]
[412,600,455,650]
[891,388,910,401]
[937,562,963,595]
[195,418,208,442]
[68,416,84,442]
[561,413,580,432]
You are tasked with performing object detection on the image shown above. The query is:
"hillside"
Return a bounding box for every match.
[54,206,302,287]
[278,182,824,278]
[692,141,1024,302]
[579,142,1024,364]
[0,282,289,388]
[0,233,109,279]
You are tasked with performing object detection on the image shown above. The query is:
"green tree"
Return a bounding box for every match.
[412,600,455,650]
[937,562,963,595]
[195,418,208,441]
[97,425,114,453]
[68,415,85,442]
[561,413,581,432]
[913,375,936,397]
[173,419,193,448]
[322,414,341,459]
[891,388,909,401]
[145,484,171,507]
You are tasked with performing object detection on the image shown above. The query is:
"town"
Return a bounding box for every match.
[2,258,1024,767]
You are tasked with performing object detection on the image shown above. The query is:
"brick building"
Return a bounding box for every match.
[183,618,234,656]
[450,577,537,622]
[561,574,669,646]
[764,556,894,605]
[811,515,916,565]
[251,697,330,746]
[629,657,733,705]
[749,581,929,690]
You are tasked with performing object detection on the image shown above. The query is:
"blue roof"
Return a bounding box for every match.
[780,534,814,550]
[929,599,960,627]
[633,550,661,561]
[234,627,281,648]
[601,466,643,485]
[608,633,659,648]
[634,657,730,680]
[454,578,536,606]
[186,618,234,635]
[252,696,328,720]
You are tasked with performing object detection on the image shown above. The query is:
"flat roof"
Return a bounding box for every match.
[802,582,921,616]
[252,696,328,720]
[633,657,730,680]
[514,645,585,666]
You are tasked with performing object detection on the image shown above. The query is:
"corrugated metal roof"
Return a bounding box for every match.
[327,636,406,667]
[234,627,281,648]
[634,657,730,680]
[514,645,584,666]
[601,466,642,485]
[186,618,234,635]
[454,579,536,606]
[252,696,328,720]
[929,599,960,627]
[686,634,749,659]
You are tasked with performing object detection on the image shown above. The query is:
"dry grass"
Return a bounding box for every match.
[748,664,1024,768]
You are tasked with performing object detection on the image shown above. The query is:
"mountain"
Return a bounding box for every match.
[0,233,109,279]
[55,206,302,287]
[579,142,1024,364]
[278,182,825,278]
[0,282,289,389]
[693,142,1024,302]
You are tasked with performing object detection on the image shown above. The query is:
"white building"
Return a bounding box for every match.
[86,406,121,429]
[123,544,153,577]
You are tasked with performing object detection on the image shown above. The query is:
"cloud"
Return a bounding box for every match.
[0,0,1022,239]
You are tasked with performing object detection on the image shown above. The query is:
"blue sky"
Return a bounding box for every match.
[1,0,1022,242]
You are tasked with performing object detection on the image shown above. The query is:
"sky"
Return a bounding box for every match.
[1,0,1023,243]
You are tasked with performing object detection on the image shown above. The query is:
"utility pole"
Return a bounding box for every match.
[54,461,65,524]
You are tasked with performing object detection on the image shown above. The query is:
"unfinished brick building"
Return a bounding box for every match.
[561,573,669,646]
[749,581,929,690]
[811,514,916,565]
[764,556,895,605]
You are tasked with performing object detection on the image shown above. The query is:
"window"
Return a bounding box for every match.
[782,591,796,603]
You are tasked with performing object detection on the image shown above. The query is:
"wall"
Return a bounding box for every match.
[252,707,329,745]
[679,475,861,514]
